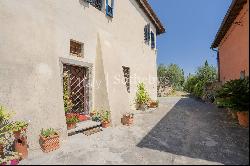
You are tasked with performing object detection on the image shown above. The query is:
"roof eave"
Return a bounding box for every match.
[211,0,247,48]
[136,0,166,35]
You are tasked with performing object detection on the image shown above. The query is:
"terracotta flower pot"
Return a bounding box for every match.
[101,122,110,128]
[13,128,27,139]
[0,143,4,156]
[65,113,75,119]
[78,114,88,122]
[14,138,28,160]
[67,123,76,130]
[39,134,60,153]
[237,111,249,127]
[121,116,134,126]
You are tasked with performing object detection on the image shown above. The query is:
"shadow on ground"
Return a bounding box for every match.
[137,98,249,165]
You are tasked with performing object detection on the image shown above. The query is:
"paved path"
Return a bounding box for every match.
[21,97,249,165]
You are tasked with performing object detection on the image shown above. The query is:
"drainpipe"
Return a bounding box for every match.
[211,48,220,82]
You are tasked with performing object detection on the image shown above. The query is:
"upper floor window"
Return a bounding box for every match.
[151,31,155,49]
[106,0,114,17]
[85,0,103,11]
[70,40,83,57]
[144,24,150,45]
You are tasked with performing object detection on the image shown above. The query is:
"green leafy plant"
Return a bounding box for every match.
[63,72,74,113]
[11,121,28,132]
[66,116,79,124]
[135,83,150,105]
[100,110,111,123]
[91,110,102,122]
[215,77,249,112]
[40,128,57,138]
[184,60,217,98]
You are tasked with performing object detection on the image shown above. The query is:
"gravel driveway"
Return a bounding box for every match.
[21,97,249,165]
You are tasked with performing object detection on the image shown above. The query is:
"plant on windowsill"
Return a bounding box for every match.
[66,116,79,130]
[39,128,60,153]
[121,113,134,126]
[215,77,249,127]
[135,83,150,111]
[100,110,111,128]
[63,72,74,117]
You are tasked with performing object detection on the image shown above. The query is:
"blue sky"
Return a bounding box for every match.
[148,0,232,76]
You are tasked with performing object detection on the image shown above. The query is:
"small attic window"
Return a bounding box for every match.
[70,40,83,57]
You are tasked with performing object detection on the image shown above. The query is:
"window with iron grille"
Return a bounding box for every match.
[70,40,83,57]
[151,31,155,49]
[122,66,130,93]
[85,0,103,10]
[106,0,114,17]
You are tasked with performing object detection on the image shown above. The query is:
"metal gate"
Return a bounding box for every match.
[63,64,89,114]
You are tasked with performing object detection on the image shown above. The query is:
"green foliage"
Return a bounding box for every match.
[100,110,111,123]
[184,61,217,98]
[215,77,249,112]
[11,121,28,132]
[66,116,79,124]
[91,110,102,122]
[41,128,57,138]
[63,72,74,113]
[157,63,185,91]
[135,83,150,105]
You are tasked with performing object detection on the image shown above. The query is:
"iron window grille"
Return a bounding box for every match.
[70,40,83,57]
[85,0,103,11]
[122,66,130,93]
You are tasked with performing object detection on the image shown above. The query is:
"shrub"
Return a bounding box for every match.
[184,61,217,98]
[215,77,249,112]
[135,83,150,105]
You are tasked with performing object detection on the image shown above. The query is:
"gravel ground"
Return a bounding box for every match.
[21,97,249,165]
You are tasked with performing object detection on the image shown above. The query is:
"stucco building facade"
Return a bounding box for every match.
[0,0,165,149]
[211,0,249,83]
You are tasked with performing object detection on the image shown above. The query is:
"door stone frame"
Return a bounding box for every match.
[59,57,93,115]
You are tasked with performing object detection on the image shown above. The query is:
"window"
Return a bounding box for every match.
[106,0,114,17]
[144,24,150,45]
[70,40,83,57]
[240,70,246,79]
[85,0,103,10]
[151,31,155,49]
[122,66,130,93]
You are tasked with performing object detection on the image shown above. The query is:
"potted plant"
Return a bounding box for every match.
[148,100,159,108]
[91,111,101,122]
[39,128,60,153]
[77,114,89,122]
[215,77,249,127]
[66,116,79,130]
[0,139,4,157]
[14,137,28,160]
[63,72,74,118]
[0,152,20,165]
[100,110,111,128]
[12,121,28,139]
[135,83,150,111]
[121,113,134,126]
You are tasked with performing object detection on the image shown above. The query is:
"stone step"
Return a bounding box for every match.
[67,120,101,136]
